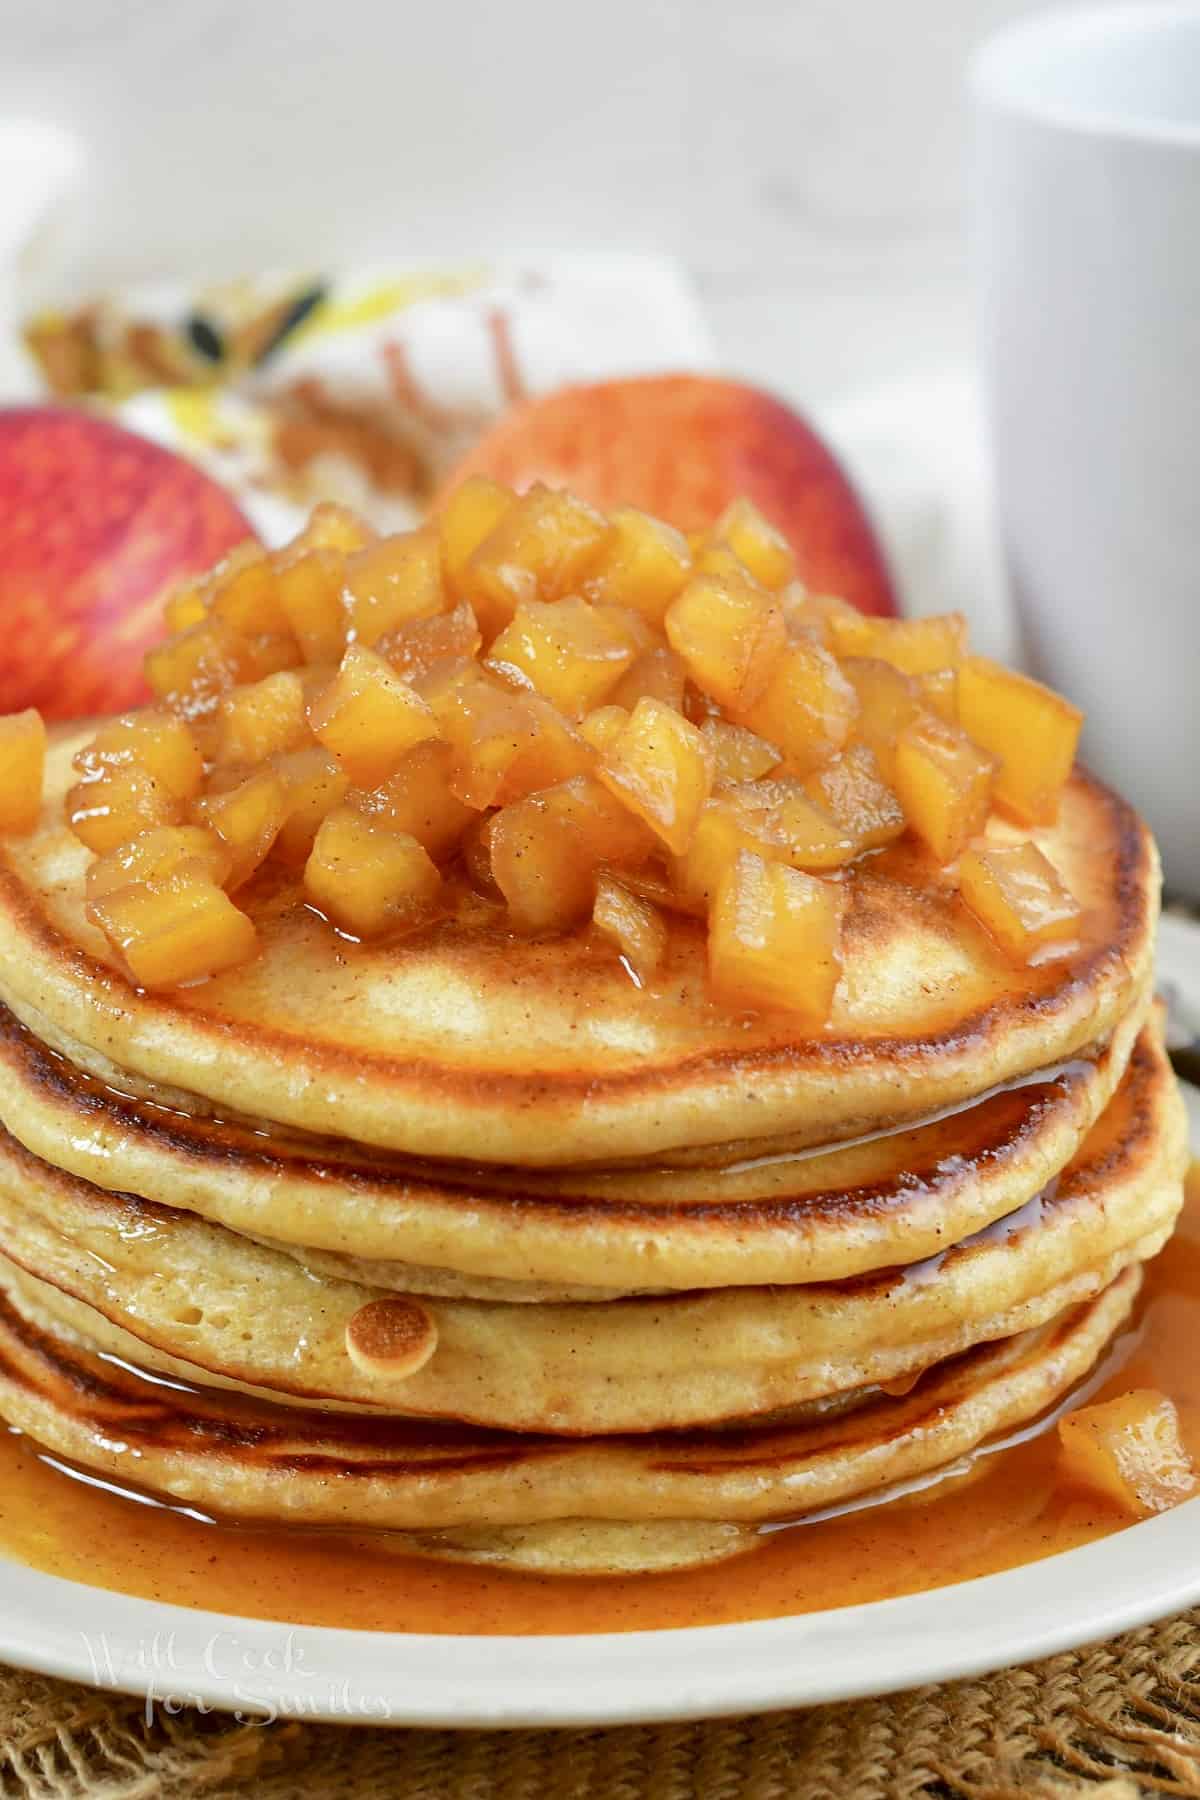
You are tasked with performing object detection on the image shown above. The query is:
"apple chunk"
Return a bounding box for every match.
[958,841,1080,961]
[708,849,845,1022]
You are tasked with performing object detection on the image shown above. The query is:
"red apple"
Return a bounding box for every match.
[438,374,897,617]
[0,406,254,720]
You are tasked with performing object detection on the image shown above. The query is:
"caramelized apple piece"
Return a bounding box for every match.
[0,709,46,835]
[671,799,772,908]
[144,616,254,719]
[611,646,687,714]
[734,642,857,775]
[492,692,594,803]
[918,667,958,725]
[1058,1390,1197,1518]
[829,610,967,676]
[275,549,346,665]
[67,764,179,855]
[958,841,1080,961]
[424,665,539,809]
[343,528,445,646]
[487,597,640,717]
[702,718,781,785]
[439,475,515,597]
[709,850,844,1022]
[86,825,232,903]
[582,506,692,622]
[580,705,629,754]
[271,748,350,865]
[597,697,714,855]
[289,500,377,556]
[893,715,996,863]
[163,584,208,635]
[665,572,786,711]
[781,590,862,649]
[89,870,257,988]
[378,602,481,684]
[216,671,309,766]
[304,808,442,938]
[734,777,858,871]
[491,774,653,932]
[957,656,1083,825]
[841,657,920,779]
[463,485,613,640]
[195,768,287,889]
[349,741,475,861]
[74,710,204,803]
[593,872,667,982]
[804,744,905,852]
[710,497,795,590]
[308,644,440,788]
[210,555,292,639]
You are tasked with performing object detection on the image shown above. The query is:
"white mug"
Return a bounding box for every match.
[970,4,1200,894]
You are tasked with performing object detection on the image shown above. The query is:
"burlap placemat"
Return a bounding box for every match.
[5,1606,1200,1799]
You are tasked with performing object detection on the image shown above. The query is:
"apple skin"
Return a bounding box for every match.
[438,374,897,617]
[0,406,255,720]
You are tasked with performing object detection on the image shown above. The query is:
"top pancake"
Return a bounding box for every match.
[0,728,1158,1166]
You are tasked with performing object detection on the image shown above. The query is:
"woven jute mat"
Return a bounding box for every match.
[5,1608,1200,1800]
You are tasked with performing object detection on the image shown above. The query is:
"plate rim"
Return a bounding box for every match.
[3,1493,1200,1728]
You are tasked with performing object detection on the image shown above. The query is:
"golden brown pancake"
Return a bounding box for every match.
[0,1269,1138,1536]
[0,1021,1182,1433]
[0,729,1158,1167]
[0,985,1151,1295]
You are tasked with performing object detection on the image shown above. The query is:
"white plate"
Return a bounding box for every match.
[1,923,1197,1729]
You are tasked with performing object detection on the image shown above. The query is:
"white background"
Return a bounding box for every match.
[0,0,1141,411]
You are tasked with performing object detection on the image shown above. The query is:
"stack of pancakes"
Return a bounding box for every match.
[0,728,1184,1574]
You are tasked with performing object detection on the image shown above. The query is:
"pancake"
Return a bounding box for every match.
[0,729,1158,1168]
[0,1268,1139,1536]
[0,983,1152,1295]
[0,1021,1182,1433]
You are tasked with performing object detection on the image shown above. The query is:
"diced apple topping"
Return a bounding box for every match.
[597,697,713,855]
[487,597,641,716]
[958,841,1081,960]
[308,644,439,788]
[48,484,1087,1009]
[194,769,287,889]
[893,715,995,863]
[438,474,515,598]
[734,641,857,774]
[1058,1390,1197,1518]
[270,748,350,865]
[828,610,967,676]
[348,741,475,861]
[86,825,232,902]
[304,808,441,938]
[275,549,346,664]
[709,850,845,1021]
[702,718,781,785]
[958,656,1083,825]
[804,744,905,853]
[665,572,786,711]
[67,763,180,855]
[89,869,258,988]
[0,709,47,835]
[460,484,612,640]
[343,528,444,645]
[491,775,652,932]
[583,506,692,620]
[593,872,667,983]
[709,497,795,590]
[216,671,309,766]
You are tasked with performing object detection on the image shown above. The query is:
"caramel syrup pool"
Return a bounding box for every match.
[0,1163,1196,1637]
